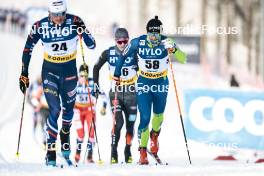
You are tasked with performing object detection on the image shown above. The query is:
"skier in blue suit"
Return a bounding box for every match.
[19,0,95,166]
[113,16,187,164]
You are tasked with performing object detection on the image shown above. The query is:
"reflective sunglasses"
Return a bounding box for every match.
[116,39,128,45]
[147,32,161,39]
[50,11,66,17]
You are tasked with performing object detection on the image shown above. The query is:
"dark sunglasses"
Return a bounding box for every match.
[116,39,128,45]
[50,11,66,17]
[147,32,160,38]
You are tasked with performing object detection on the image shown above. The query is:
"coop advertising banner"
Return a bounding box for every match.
[184,89,264,150]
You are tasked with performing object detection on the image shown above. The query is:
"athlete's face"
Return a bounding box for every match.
[49,11,66,25]
[116,38,129,51]
[79,71,88,84]
[79,75,87,84]
[147,32,161,46]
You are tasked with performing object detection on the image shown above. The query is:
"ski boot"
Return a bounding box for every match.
[74,139,82,163]
[150,130,160,154]
[87,151,94,163]
[124,144,132,163]
[138,147,149,165]
[74,152,81,163]
[87,141,94,163]
[110,144,118,164]
[60,127,71,159]
[45,143,56,166]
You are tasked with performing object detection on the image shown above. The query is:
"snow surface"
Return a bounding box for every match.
[0,32,263,176]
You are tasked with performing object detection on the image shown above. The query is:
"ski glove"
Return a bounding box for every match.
[19,73,29,94]
[73,17,89,35]
[162,38,187,64]
[162,38,177,54]
[112,76,120,86]
[100,107,106,116]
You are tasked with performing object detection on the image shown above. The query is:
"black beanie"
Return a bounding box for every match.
[146,16,163,33]
[79,64,89,74]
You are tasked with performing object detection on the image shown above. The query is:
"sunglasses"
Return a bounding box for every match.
[50,11,66,17]
[116,39,128,45]
[147,32,160,38]
[80,75,87,77]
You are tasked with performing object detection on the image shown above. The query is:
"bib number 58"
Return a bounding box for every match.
[145,60,160,69]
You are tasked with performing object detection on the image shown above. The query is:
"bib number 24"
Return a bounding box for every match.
[52,42,68,51]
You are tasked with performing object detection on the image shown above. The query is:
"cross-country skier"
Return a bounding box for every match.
[27,77,43,136]
[113,16,187,165]
[19,0,96,166]
[28,77,49,146]
[74,64,107,164]
[93,28,138,164]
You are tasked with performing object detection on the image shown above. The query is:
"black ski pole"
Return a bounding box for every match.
[87,89,103,164]
[16,92,27,158]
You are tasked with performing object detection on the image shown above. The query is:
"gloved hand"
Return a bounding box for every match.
[73,17,86,34]
[100,107,106,116]
[162,38,177,54]
[112,76,120,86]
[19,73,29,94]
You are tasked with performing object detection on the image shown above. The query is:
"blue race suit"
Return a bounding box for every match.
[114,34,185,147]
[21,14,95,144]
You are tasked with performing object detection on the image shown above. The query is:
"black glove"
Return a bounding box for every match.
[19,73,29,94]
[73,17,86,34]
[112,76,120,86]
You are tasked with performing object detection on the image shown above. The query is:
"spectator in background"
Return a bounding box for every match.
[18,13,27,35]
[0,7,27,35]
[230,74,240,87]
[27,77,49,146]
[111,22,119,37]
[0,8,7,31]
